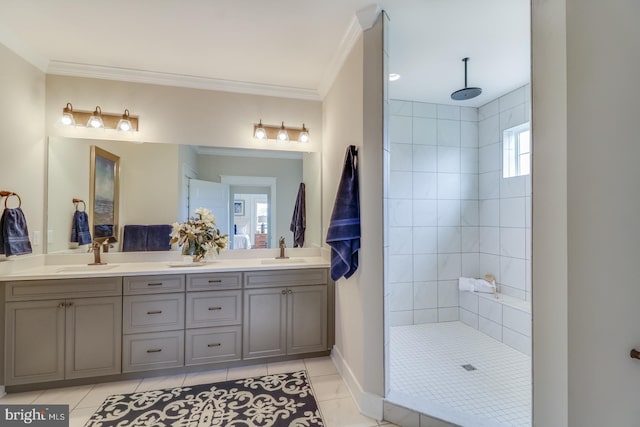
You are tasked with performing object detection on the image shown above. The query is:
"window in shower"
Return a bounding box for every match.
[503,122,531,178]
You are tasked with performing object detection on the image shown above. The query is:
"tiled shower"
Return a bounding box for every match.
[384,85,533,426]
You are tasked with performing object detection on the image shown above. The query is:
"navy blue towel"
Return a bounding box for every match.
[122,225,148,252]
[146,224,172,251]
[70,210,92,245]
[0,208,33,256]
[290,182,306,248]
[326,145,360,281]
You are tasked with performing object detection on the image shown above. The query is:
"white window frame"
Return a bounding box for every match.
[503,122,531,178]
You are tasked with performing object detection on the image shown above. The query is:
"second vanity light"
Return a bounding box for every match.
[61,103,139,132]
[253,120,310,143]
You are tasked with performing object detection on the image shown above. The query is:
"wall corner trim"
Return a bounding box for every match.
[356,4,382,30]
[331,345,384,420]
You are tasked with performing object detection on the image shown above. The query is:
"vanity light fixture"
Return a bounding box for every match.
[60,103,139,131]
[87,106,104,128]
[252,121,310,143]
[276,122,289,141]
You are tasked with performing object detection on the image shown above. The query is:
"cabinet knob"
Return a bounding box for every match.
[66,302,74,307]
[57,302,65,308]
[288,289,293,294]
[631,348,640,360]
[281,289,287,295]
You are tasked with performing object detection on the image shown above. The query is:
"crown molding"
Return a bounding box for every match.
[317,15,363,99]
[46,61,322,101]
[356,4,382,31]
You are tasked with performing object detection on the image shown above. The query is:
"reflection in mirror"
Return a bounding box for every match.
[89,146,120,241]
[46,137,321,254]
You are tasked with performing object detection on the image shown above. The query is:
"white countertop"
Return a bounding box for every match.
[0,248,330,281]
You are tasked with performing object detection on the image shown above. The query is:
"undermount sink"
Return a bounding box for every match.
[260,258,307,265]
[55,264,118,273]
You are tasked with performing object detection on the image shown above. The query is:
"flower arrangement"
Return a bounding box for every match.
[170,207,229,262]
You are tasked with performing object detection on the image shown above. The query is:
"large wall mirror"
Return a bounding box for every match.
[46,137,321,254]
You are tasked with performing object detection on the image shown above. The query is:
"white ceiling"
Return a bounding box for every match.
[0,0,529,107]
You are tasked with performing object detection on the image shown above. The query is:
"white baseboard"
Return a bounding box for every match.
[331,345,384,420]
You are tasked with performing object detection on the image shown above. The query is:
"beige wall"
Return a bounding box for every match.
[322,12,386,416]
[0,43,46,256]
[45,75,323,153]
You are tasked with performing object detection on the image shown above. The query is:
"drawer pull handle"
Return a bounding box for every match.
[208,307,222,311]
[147,283,163,286]
[146,349,162,353]
[57,302,65,308]
[208,279,222,283]
[147,310,162,315]
[207,343,221,347]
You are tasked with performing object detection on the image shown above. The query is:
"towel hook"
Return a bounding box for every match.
[73,198,86,212]
[0,191,21,209]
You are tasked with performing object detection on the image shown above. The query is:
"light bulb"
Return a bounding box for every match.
[277,122,289,141]
[117,109,133,131]
[298,124,309,143]
[254,120,267,139]
[61,102,75,126]
[87,106,104,128]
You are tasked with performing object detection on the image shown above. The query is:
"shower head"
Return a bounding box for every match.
[451,57,482,101]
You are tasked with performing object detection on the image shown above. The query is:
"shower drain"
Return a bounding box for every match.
[461,364,477,371]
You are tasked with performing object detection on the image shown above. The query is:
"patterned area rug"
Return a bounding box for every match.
[85,370,324,426]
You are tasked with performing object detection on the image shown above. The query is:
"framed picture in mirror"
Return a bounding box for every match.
[234,199,245,216]
[90,146,120,241]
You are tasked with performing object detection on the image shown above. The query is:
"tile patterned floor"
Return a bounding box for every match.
[389,321,532,427]
[0,357,393,427]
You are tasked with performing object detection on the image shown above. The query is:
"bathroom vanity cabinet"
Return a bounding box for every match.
[2,266,332,388]
[4,277,122,385]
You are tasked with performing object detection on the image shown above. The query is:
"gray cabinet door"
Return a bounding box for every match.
[65,296,122,379]
[287,285,327,354]
[243,288,287,359]
[5,300,65,385]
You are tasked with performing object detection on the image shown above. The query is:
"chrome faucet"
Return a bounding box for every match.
[276,236,289,259]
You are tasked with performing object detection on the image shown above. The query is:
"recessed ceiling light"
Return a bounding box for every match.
[388,73,401,82]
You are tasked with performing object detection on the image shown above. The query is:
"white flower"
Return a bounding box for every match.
[169,207,229,258]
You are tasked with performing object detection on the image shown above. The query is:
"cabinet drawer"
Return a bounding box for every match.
[5,277,122,301]
[122,331,184,373]
[123,275,185,295]
[185,326,242,366]
[123,294,185,334]
[186,291,242,328]
[186,272,242,291]
[244,269,328,288]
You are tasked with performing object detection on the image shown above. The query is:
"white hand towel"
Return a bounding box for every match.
[474,278,496,293]
[458,277,476,292]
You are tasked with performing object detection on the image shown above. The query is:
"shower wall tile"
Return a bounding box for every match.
[437,200,460,226]
[413,172,437,199]
[437,254,461,280]
[413,145,437,172]
[500,227,526,259]
[478,98,499,120]
[461,227,479,252]
[499,284,526,301]
[478,114,500,146]
[500,257,526,290]
[413,102,437,118]
[460,174,479,200]
[460,308,479,329]
[461,148,479,174]
[389,199,413,226]
[413,308,438,324]
[391,143,413,171]
[438,307,459,322]
[479,317,502,341]
[437,173,460,200]
[479,253,500,281]
[390,171,413,199]
[503,306,531,337]
[479,171,500,199]
[390,282,414,311]
[413,200,437,226]
[390,311,413,327]
[461,253,480,277]
[499,86,526,112]
[389,254,413,283]
[414,281,438,309]
[461,121,479,147]
[461,201,479,226]
[413,117,437,145]
[479,227,500,255]
[437,120,461,146]
[461,106,478,122]
[413,227,438,254]
[437,226,461,253]
[414,254,438,282]
[437,146,461,173]
[479,199,500,227]
[390,226,413,255]
[500,104,526,133]
[460,291,479,313]
[390,100,413,116]
[390,115,413,143]
[437,104,460,120]
[500,197,526,227]
[479,297,502,324]
[525,196,532,228]
[503,327,531,356]
[500,175,526,198]
[479,143,500,173]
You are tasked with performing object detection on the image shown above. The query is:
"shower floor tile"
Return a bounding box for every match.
[389,321,531,427]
